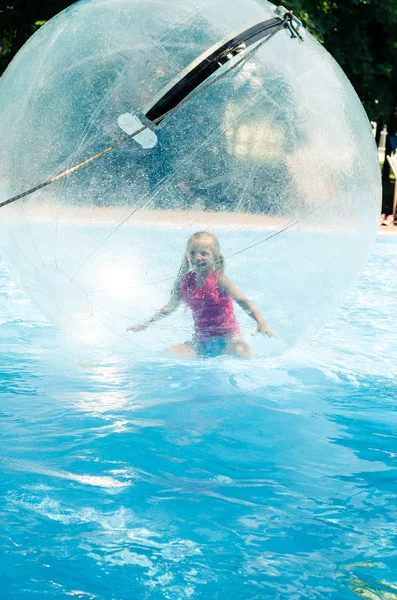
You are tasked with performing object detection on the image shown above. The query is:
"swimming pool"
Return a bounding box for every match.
[0,233,396,599]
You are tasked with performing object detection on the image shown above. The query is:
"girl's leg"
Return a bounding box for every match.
[164,343,197,358]
[224,338,253,359]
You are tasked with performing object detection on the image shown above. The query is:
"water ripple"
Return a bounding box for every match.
[0,236,397,598]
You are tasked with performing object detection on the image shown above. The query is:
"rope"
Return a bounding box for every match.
[0,12,300,211]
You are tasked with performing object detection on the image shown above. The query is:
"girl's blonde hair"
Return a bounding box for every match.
[178,231,225,277]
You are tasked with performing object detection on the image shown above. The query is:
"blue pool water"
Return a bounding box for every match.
[0,233,396,599]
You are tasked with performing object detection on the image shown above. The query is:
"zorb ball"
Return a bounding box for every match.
[0,0,381,355]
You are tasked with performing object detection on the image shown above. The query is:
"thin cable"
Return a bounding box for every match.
[85,197,333,295]
[226,198,330,259]
[0,13,294,211]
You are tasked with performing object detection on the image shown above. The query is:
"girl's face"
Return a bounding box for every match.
[187,238,216,273]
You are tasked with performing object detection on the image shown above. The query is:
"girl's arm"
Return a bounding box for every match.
[126,283,181,332]
[218,274,275,338]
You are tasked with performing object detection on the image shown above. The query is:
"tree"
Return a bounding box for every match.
[272,0,397,212]
[0,0,70,73]
[1,0,396,210]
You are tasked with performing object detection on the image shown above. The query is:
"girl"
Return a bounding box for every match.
[127,231,274,358]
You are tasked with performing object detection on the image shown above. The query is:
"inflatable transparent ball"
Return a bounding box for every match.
[0,0,381,355]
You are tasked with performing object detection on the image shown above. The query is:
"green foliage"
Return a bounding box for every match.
[1,0,396,128]
[272,0,397,129]
[1,0,396,208]
[271,0,397,208]
[0,0,70,73]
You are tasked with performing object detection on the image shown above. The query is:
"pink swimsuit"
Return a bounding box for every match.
[180,270,240,341]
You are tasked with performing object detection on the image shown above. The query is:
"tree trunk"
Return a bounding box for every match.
[375,123,381,147]
[381,109,397,214]
[9,0,34,61]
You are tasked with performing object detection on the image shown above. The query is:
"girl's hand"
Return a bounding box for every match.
[126,323,148,333]
[253,322,276,338]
